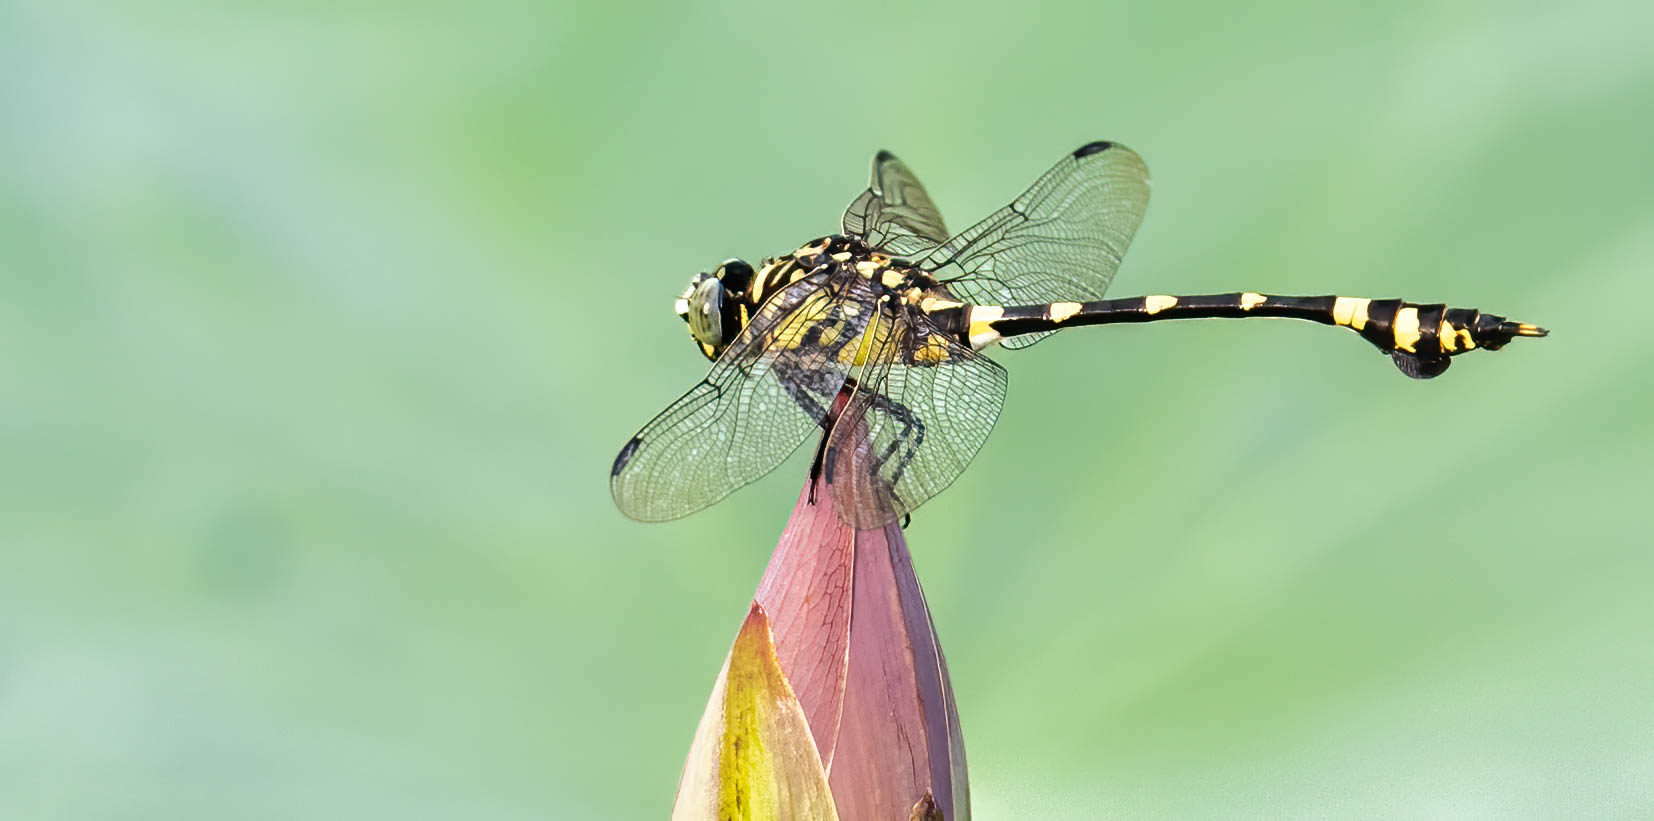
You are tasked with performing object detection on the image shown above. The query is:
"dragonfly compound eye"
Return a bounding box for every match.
[713,258,754,294]
[686,275,728,356]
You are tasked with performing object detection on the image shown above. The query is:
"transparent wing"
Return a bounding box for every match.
[611,269,881,521]
[822,303,1009,528]
[923,141,1150,348]
[841,150,950,256]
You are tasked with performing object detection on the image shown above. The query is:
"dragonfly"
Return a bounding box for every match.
[611,141,1547,528]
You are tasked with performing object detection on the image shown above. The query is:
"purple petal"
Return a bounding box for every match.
[753,480,970,819]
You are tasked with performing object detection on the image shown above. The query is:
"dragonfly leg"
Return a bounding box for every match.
[865,391,925,487]
[774,365,842,504]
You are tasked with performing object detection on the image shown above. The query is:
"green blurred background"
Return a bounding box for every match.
[3,0,1648,817]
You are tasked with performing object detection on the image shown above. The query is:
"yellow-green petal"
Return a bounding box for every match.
[673,603,838,821]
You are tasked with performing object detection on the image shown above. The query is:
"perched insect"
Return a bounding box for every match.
[612,142,1547,528]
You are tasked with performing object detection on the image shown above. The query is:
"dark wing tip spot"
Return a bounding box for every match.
[1072,140,1116,159]
[612,436,642,476]
[874,149,897,163]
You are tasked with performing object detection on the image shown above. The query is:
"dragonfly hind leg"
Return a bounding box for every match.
[817,383,926,513]
[865,390,925,489]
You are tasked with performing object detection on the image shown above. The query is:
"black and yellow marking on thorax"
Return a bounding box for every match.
[726,234,957,344]
[697,235,962,373]
[742,237,894,314]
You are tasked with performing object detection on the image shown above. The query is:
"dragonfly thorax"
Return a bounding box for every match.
[675,236,943,363]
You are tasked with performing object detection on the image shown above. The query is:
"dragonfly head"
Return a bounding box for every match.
[675,259,754,360]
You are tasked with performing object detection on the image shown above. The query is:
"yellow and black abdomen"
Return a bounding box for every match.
[963,292,1547,379]
[1332,297,1547,378]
